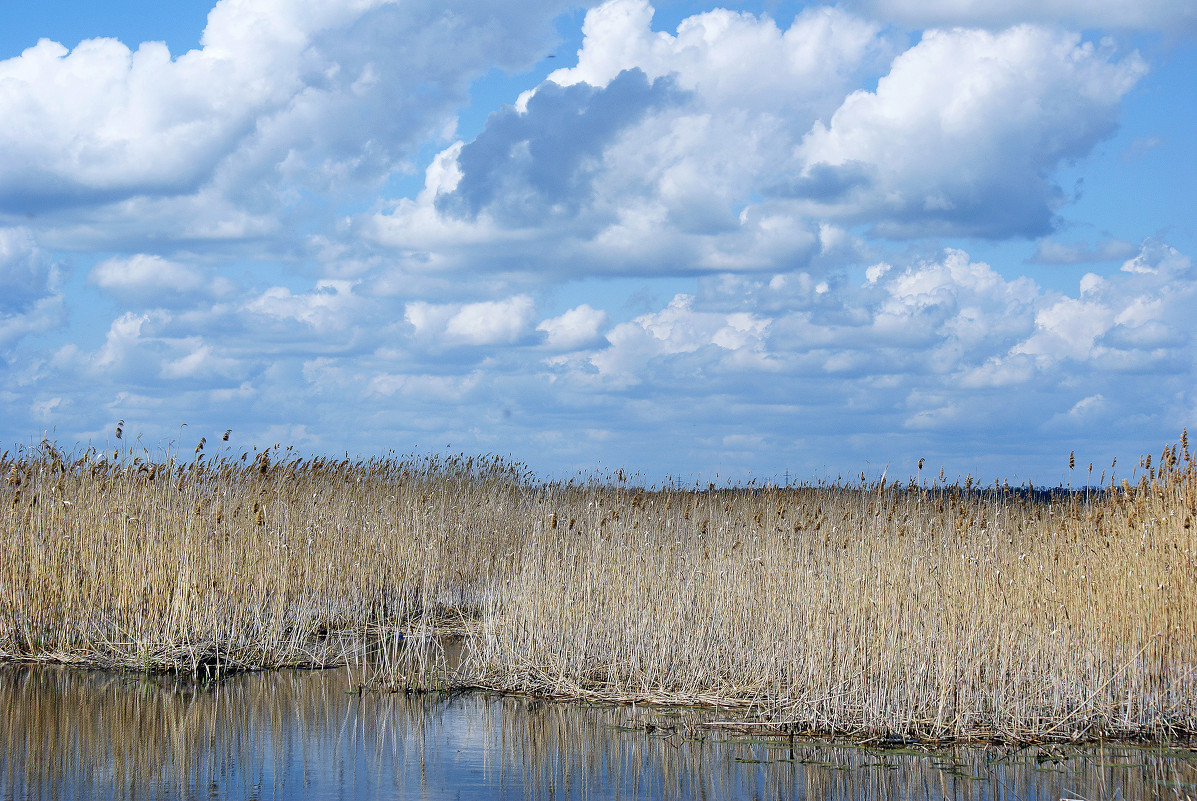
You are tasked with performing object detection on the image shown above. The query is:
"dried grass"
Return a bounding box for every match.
[2,435,1195,742]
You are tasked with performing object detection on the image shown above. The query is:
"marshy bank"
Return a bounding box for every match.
[2,437,1196,744]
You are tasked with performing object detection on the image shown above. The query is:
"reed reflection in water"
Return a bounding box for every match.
[1,666,1195,800]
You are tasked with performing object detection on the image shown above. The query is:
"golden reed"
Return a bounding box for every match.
[2,434,1195,742]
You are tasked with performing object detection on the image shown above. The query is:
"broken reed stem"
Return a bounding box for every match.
[2,437,1196,742]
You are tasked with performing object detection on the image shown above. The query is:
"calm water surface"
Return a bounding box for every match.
[1,666,1195,800]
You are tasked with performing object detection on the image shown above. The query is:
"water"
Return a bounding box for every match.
[1,666,1195,800]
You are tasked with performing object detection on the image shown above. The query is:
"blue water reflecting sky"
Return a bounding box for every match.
[1,667,1194,800]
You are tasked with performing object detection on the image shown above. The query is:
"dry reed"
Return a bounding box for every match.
[2,435,1195,742]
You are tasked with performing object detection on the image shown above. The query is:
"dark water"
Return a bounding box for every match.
[1,666,1195,800]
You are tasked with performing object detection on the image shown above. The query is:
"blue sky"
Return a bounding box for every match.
[1,0,1195,486]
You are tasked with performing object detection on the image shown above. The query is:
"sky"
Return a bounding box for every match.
[1,0,1195,487]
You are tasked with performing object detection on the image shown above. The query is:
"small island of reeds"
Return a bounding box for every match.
[2,434,1195,745]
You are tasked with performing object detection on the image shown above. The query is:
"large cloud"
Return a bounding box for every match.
[796,26,1146,238]
[369,0,1145,281]
[0,0,569,246]
[367,1,887,275]
[437,68,684,228]
[539,0,888,118]
[0,0,377,212]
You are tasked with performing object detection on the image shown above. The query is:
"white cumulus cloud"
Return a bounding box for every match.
[537,304,609,350]
[589,294,774,386]
[0,0,570,249]
[369,0,893,277]
[797,26,1146,237]
[244,279,368,333]
[371,0,1145,280]
[406,295,537,346]
[89,254,233,306]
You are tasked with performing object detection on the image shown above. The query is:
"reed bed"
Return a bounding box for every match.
[2,435,1195,742]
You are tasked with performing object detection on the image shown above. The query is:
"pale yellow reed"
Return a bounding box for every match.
[2,437,1195,741]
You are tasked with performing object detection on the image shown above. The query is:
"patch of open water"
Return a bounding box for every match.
[1,666,1195,800]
